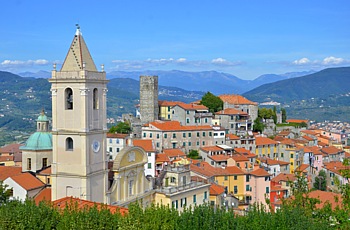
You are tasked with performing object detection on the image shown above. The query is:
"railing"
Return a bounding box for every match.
[157,181,207,194]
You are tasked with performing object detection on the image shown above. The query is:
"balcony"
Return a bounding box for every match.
[157,181,208,195]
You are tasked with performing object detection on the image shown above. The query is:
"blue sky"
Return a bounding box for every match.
[0,0,349,79]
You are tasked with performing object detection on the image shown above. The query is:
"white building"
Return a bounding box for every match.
[106,133,130,160]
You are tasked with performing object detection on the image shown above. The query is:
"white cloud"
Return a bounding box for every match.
[1,59,49,66]
[211,57,243,66]
[322,56,345,65]
[292,57,310,65]
[176,58,187,63]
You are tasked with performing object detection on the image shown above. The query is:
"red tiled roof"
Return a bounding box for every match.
[210,183,225,196]
[318,142,328,147]
[231,154,249,162]
[175,102,208,111]
[34,187,51,205]
[255,137,278,146]
[0,166,22,181]
[215,108,248,116]
[278,131,291,136]
[308,190,343,210]
[158,100,182,107]
[301,130,317,135]
[133,139,155,152]
[323,161,347,176]
[209,155,230,162]
[148,120,212,131]
[271,173,296,183]
[250,168,270,177]
[225,166,245,175]
[191,162,239,177]
[321,146,342,155]
[286,119,308,123]
[226,133,240,140]
[302,135,314,141]
[106,133,129,138]
[219,94,257,105]
[0,143,23,154]
[163,149,186,158]
[155,153,170,163]
[201,146,224,152]
[295,164,309,173]
[38,166,51,175]
[53,197,128,215]
[279,138,296,146]
[0,155,14,162]
[274,136,285,142]
[259,157,289,166]
[9,173,45,191]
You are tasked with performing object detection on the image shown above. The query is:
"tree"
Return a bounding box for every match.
[281,108,287,123]
[258,108,275,120]
[187,150,201,159]
[300,122,308,128]
[109,121,131,134]
[200,92,223,113]
[313,170,327,191]
[272,106,277,124]
[253,118,264,133]
[0,181,11,204]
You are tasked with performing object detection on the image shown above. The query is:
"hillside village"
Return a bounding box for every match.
[0,27,349,217]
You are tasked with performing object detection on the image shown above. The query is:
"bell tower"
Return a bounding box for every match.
[49,25,108,202]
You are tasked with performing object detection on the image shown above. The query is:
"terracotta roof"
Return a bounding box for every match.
[234,148,256,158]
[278,131,291,136]
[286,119,308,123]
[307,190,343,210]
[271,184,287,192]
[219,94,257,105]
[226,133,240,140]
[158,100,182,107]
[215,108,248,116]
[34,187,51,205]
[133,139,155,152]
[255,137,278,146]
[321,146,342,155]
[107,133,129,138]
[38,166,51,175]
[155,153,170,163]
[274,136,285,142]
[271,173,296,183]
[295,164,309,173]
[323,161,348,176]
[0,143,23,154]
[279,138,296,146]
[259,157,289,166]
[318,142,328,147]
[301,130,317,135]
[250,168,270,177]
[210,183,225,196]
[174,102,208,111]
[0,155,14,162]
[163,149,186,158]
[191,162,242,177]
[0,166,22,181]
[231,154,249,162]
[302,135,314,141]
[209,155,230,162]
[201,146,224,152]
[147,120,213,131]
[225,166,245,175]
[9,173,45,191]
[53,197,128,215]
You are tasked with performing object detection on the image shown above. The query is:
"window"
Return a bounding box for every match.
[193,194,197,203]
[143,133,146,138]
[224,175,228,181]
[147,163,152,169]
[183,142,186,147]
[265,176,270,181]
[129,180,133,196]
[202,141,205,145]
[173,133,176,138]
[231,124,234,128]
[234,186,238,194]
[167,106,171,112]
[202,132,206,137]
[209,132,212,136]
[246,185,250,191]
[183,133,186,138]
[167,114,170,119]
[157,134,159,139]
[116,139,120,144]
[266,187,270,193]
[204,191,208,200]
[164,134,167,138]
[188,142,192,146]
[150,133,153,138]
[291,154,294,158]
[148,152,151,157]
[281,153,284,158]
[196,141,199,146]
[197,132,200,137]
[237,163,240,168]
[211,161,214,165]
[109,139,112,144]
[66,137,73,151]
[172,200,178,209]
[186,111,190,115]
[93,88,99,109]
[246,175,250,182]
[42,158,48,168]
[291,162,293,166]
[171,177,176,183]
[186,118,190,124]
[188,133,192,137]
[116,148,120,152]
[109,147,112,153]
[65,88,73,110]
[231,116,234,120]
[234,175,237,180]
[27,158,32,170]
[205,118,208,123]
[156,142,159,148]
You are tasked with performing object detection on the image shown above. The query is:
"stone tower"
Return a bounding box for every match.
[49,26,108,203]
[139,75,159,125]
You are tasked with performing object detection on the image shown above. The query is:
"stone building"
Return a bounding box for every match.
[140,76,159,125]
[215,108,252,135]
[219,94,258,122]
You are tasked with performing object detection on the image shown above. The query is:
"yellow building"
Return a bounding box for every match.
[107,146,153,207]
[158,101,179,120]
[255,137,278,158]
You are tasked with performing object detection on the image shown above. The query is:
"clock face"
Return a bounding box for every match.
[92,140,100,153]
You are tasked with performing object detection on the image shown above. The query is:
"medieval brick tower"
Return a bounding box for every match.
[139,76,159,125]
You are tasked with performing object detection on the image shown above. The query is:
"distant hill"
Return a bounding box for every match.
[243,67,350,102]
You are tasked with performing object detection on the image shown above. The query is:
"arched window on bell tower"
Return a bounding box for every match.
[66,137,74,151]
[93,88,99,110]
[65,88,73,110]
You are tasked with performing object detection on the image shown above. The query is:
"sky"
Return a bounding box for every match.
[0,0,349,80]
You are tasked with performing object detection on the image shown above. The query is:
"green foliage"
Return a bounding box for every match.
[313,170,327,191]
[109,121,131,134]
[258,108,276,120]
[187,150,201,159]
[281,108,287,123]
[300,122,308,128]
[0,181,11,204]
[253,118,264,133]
[200,92,223,113]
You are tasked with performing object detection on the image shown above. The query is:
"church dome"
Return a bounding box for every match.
[37,113,49,122]
[20,132,52,151]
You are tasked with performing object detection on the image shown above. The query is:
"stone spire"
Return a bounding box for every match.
[60,25,97,72]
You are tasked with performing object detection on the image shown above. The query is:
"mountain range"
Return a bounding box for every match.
[18,70,315,94]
